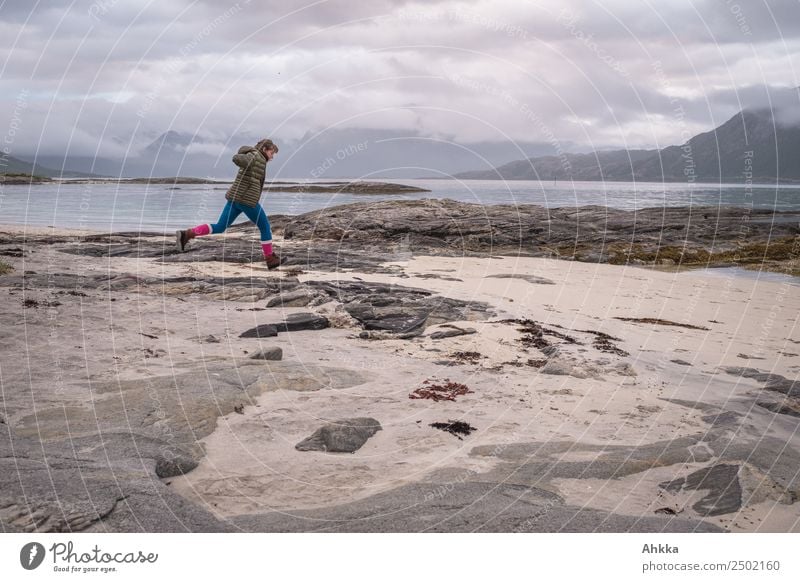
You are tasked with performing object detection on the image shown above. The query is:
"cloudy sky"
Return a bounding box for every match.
[2,0,799,160]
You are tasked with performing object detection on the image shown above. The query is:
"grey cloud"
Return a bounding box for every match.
[1,0,799,162]
[705,84,800,125]
[548,0,800,45]
[0,0,75,22]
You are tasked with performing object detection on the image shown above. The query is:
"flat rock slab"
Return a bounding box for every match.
[659,464,743,516]
[295,418,382,453]
[701,411,742,428]
[54,234,400,274]
[5,271,301,302]
[360,311,428,334]
[305,280,493,336]
[724,367,800,397]
[11,360,368,450]
[0,429,229,533]
[1,359,369,532]
[468,433,800,520]
[266,289,319,307]
[757,398,800,417]
[277,312,329,332]
[428,326,477,340]
[241,314,330,337]
[469,436,713,485]
[231,479,723,533]
[240,324,279,338]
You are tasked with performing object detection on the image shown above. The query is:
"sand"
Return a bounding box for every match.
[1,225,798,532]
[172,252,800,530]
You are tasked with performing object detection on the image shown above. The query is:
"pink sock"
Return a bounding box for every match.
[191,224,211,236]
[261,242,273,257]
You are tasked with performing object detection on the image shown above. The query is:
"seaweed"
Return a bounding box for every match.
[409,378,473,402]
[429,420,477,440]
[449,351,484,364]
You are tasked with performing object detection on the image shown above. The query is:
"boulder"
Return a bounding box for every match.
[295,418,382,453]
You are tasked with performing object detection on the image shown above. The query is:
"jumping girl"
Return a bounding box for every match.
[176,138,283,269]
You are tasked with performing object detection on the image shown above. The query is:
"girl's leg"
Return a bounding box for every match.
[241,203,274,258]
[190,200,241,236]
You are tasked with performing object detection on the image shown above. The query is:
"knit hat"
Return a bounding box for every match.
[256,138,278,153]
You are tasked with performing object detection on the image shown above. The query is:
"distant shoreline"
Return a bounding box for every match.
[0,172,52,184]
[409,176,800,186]
[44,177,430,194]
[44,176,800,188]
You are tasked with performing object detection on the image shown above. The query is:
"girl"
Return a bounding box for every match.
[176,138,283,269]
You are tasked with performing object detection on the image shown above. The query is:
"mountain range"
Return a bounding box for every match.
[8,102,799,183]
[0,154,98,178]
[15,129,567,180]
[455,107,800,183]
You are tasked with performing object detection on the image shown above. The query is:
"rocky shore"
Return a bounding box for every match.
[1,201,798,532]
[281,199,800,274]
[0,173,52,185]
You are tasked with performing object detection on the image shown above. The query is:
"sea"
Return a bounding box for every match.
[1,178,799,233]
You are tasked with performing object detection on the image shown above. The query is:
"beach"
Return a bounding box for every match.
[1,206,799,532]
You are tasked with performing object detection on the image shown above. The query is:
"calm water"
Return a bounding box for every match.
[689,266,800,287]
[1,178,799,232]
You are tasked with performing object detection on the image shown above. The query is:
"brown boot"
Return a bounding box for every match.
[265,252,284,270]
[175,229,196,252]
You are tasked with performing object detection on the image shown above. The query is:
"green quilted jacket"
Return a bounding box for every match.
[225,146,267,207]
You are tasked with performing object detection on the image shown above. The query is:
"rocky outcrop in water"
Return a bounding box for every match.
[42,200,800,272]
[282,200,800,270]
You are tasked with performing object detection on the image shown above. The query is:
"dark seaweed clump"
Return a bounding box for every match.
[429,420,477,440]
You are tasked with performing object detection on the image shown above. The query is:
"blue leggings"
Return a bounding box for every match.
[210,200,272,242]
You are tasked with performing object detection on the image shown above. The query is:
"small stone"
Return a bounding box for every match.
[671,359,692,366]
[540,345,560,357]
[201,334,220,343]
[155,455,198,478]
[249,347,283,361]
[429,326,477,340]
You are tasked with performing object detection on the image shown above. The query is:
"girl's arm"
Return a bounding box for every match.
[232,151,255,168]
